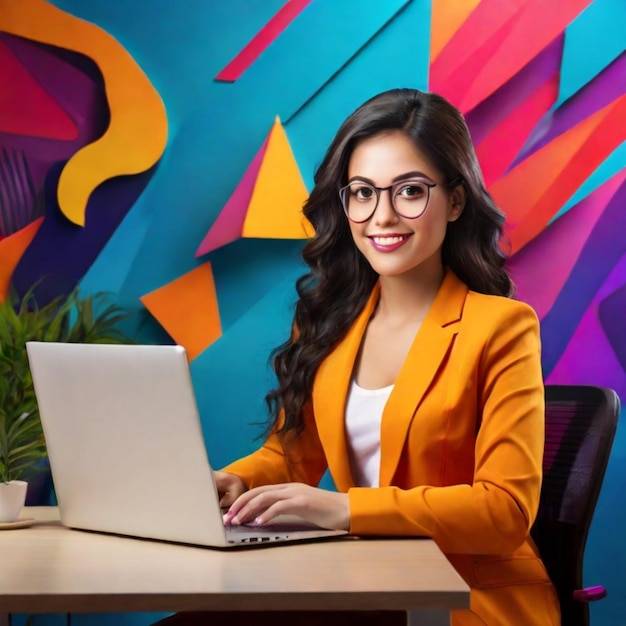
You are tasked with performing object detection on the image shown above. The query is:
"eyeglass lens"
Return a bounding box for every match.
[340,180,432,222]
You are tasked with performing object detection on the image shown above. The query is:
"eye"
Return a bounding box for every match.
[350,184,376,202]
[396,181,427,199]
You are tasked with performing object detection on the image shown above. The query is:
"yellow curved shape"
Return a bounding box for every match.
[0,0,168,226]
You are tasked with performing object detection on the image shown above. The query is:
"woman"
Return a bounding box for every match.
[167,88,561,625]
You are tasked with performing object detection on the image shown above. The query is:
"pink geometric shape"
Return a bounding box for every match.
[508,170,626,320]
[431,0,593,113]
[465,35,563,146]
[476,74,559,186]
[460,0,591,113]
[215,0,313,82]
[430,0,524,90]
[195,135,270,256]
[431,11,520,110]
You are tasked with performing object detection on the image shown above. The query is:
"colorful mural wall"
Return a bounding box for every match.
[1,0,624,624]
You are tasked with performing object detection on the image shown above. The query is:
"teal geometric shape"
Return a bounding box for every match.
[287,0,431,189]
[240,0,413,122]
[558,0,626,105]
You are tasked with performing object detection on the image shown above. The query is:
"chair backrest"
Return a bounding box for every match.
[531,385,620,626]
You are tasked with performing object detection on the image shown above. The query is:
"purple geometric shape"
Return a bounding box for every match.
[0,33,109,237]
[464,36,563,145]
[545,297,626,401]
[545,251,626,400]
[598,282,626,373]
[512,51,626,167]
[540,179,626,375]
[0,146,43,236]
[12,160,155,305]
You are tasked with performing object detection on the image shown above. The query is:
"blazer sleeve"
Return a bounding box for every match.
[349,301,545,555]
[220,402,328,489]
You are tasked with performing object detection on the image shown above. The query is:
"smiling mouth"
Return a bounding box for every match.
[370,235,411,245]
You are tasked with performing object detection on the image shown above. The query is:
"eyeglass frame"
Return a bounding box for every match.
[338,177,462,223]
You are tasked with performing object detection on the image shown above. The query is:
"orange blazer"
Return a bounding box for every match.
[224,271,561,626]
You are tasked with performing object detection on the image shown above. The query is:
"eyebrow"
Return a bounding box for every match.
[347,171,436,185]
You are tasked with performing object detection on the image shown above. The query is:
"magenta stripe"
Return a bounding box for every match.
[215,0,312,82]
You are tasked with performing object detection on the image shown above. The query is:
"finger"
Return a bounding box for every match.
[229,487,290,525]
[228,491,279,525]
[250,498,297,525]
[226,484,287,518]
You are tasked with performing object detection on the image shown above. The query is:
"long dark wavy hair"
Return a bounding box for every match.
[265,88,513,440]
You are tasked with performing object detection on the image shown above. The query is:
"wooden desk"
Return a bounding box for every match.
[1,507,468,620]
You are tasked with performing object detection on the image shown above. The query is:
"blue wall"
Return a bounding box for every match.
[9,1,625,624]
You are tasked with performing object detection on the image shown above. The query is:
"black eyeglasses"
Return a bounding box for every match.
[339,178,438,223]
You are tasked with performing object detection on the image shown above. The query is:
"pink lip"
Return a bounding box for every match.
[368,234,412,252]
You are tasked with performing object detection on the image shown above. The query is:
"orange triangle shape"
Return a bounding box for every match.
[243,116,313,239]
[140,263,222,361]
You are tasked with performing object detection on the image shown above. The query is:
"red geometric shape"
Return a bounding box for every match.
[0,39,77,140]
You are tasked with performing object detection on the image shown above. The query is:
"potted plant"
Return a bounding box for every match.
[0,285,135,523]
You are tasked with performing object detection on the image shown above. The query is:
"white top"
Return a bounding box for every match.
[345,379,393,487]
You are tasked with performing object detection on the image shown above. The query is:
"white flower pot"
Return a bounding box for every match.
[0,480,28,523]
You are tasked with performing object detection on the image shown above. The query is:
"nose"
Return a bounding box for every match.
[372,188,399,225]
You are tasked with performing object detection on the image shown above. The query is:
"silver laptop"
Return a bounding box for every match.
[26,341,347,548]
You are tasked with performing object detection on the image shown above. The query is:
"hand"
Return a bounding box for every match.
[214,471,247,508]
[223,483,350,531]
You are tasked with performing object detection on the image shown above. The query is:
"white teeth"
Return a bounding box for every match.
[372,235,406,245]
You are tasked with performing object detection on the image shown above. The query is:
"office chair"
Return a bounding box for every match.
[531,385,620,626]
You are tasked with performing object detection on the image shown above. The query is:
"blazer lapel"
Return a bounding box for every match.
[312,272,469,491]
[378,272,468,486]
[312,285,380,492]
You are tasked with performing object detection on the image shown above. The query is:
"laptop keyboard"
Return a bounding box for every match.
[226,526,282,543]
[225,524,286,544]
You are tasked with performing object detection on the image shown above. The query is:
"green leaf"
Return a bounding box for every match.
[0,282,135,482]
